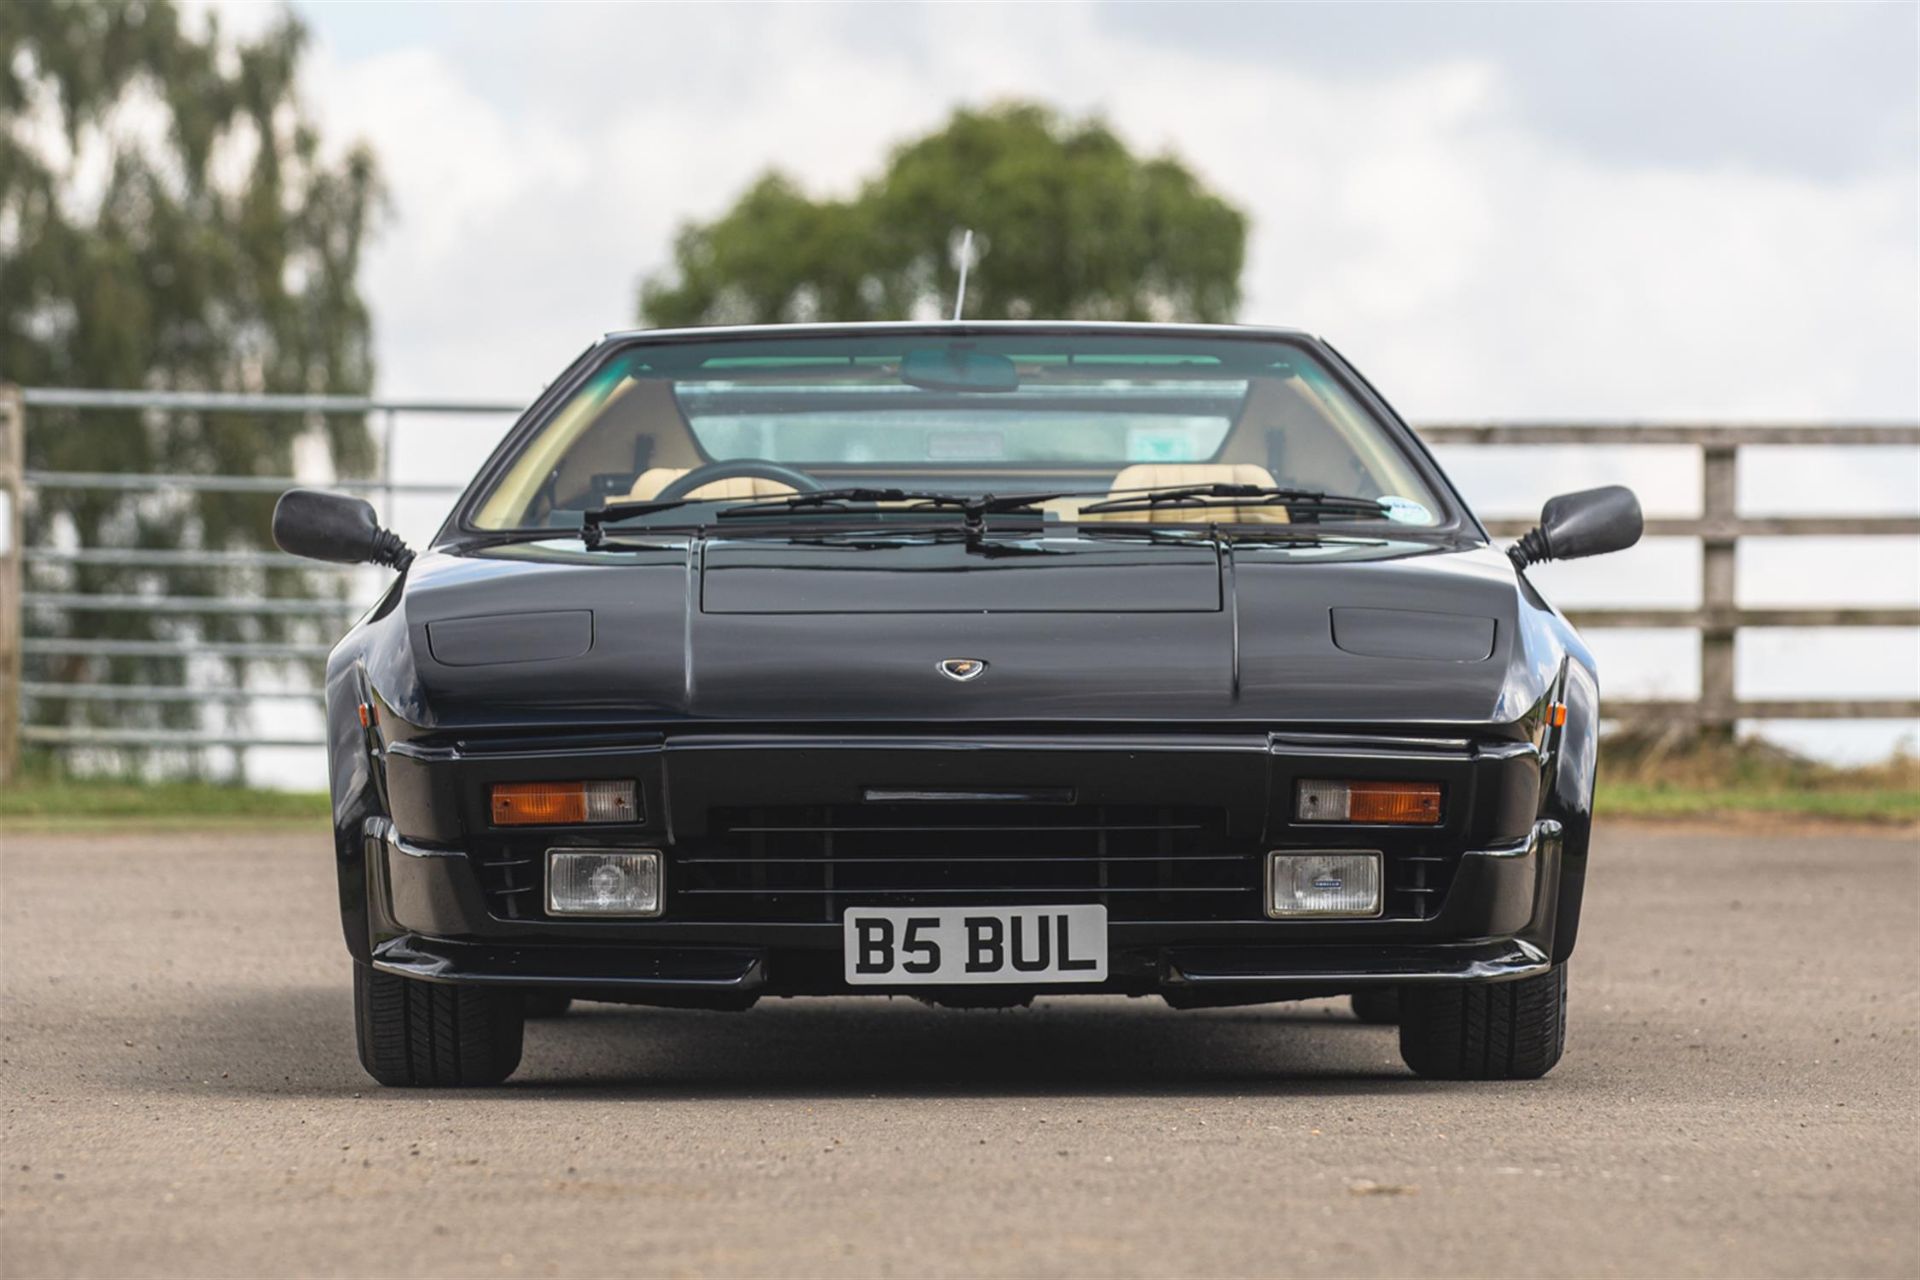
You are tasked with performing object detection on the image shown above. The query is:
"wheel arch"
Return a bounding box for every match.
[1543,656,1601,963]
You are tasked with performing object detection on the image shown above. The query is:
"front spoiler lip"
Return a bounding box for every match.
[371,934,767,994]
[369,933,1549,996]
[1161,937,1549,987]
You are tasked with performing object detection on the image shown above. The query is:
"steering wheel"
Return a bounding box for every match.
[654,460,825,501]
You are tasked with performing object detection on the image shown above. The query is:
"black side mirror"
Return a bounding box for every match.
[1508,485,1643,569]
[273,488,413,571]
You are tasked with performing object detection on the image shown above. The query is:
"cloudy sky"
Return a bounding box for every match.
[198,0,1916,765]
[212,0,1919,421]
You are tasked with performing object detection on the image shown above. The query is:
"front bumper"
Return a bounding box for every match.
[363,727,1556,999]
[371,810,1561,1001]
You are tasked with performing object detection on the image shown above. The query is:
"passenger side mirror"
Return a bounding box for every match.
[1508,485,1643,569]
[273,488,414,571]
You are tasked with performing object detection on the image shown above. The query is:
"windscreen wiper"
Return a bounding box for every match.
[716,487,975,515]
[717,487,1102,535]
[1078,484,1392,521]
[583,487,1086,546]
[584,482,1393,546]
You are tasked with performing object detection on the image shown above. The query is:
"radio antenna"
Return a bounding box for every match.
[950,228,975,321]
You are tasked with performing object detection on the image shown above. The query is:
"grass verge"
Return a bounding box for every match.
[1594,729,1917,826]
[0,779,329,829]
[1597,782,1917,824]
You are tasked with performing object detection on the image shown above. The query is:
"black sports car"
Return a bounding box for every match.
[273,323,1642,1086]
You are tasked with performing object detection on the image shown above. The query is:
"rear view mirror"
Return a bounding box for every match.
[1509,485,1643,569]
[273,488,413,570]
[901,347,1019,393]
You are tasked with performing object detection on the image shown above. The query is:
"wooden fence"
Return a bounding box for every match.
[1422,422,1920,730]
[0,388,1915,781]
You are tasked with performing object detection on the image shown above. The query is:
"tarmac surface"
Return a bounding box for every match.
[2,821,1915,1278]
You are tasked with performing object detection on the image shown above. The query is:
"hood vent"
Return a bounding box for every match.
[700,539,1221,614]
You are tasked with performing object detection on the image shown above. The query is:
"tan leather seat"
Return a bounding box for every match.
[1079,463,1290,524]
[623,467,799,502]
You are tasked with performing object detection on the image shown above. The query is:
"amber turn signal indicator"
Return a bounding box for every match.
[1296,779,1443,825]
[490,780,638,826]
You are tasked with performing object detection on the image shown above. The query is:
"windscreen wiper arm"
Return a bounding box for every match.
[1078,484,1392,520]
[579,496,708,547]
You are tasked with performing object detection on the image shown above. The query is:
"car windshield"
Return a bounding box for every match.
[468,330,1445,532]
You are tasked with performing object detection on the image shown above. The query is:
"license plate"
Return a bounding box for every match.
[843,905,1108,985]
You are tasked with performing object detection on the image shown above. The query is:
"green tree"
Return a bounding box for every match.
[0,0,381,776]
[639,103,1247,327]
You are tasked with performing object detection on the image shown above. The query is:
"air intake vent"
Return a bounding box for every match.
[673,803,1253,923]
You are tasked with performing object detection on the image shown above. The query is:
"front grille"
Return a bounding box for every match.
[671,803,1259,923]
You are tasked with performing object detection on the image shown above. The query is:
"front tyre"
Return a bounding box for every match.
[1397,965,1567,1080]
[354,963,524,1087]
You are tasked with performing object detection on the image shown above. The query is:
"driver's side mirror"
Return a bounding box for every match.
[273,488,414,571]
[1508,485,1643,569]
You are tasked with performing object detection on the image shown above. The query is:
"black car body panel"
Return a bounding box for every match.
[368,535,1546,727]
[314,323,1609,1014]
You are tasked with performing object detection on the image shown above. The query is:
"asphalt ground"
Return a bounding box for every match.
[2,821,1915,1279]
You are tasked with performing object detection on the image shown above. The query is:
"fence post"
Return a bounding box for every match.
[382,405,400,528]
[1700,444,1739,740]
[0,385,23,784]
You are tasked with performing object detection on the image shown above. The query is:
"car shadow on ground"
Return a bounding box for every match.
[520,998,1441,1098]
[102,984,1473,1101]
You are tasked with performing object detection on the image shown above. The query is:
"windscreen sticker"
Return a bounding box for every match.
[1378,495,1433,524]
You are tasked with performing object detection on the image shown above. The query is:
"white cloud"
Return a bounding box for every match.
[272,2,1915,423]
[325,49,591,261]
